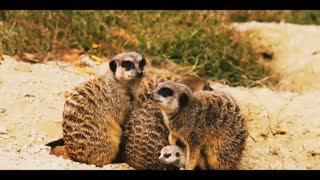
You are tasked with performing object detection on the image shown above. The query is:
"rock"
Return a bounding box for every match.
[79,55,96,67]
[0,126,8,134]
[0,135,10,139]
[54,119,63,123]
[14,63,32,72]
[0,108,5,113]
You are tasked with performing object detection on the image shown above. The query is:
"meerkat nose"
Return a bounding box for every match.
[137,71,144,78]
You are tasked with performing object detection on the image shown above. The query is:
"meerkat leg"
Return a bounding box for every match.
[168,132,178,145]
[197,156,208,170]
[206,150,222,169]
[185,145,201,170]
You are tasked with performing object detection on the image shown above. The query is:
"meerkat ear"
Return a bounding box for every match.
[203,82,213,91]
[109,60,117,73]
[179,93,189,108]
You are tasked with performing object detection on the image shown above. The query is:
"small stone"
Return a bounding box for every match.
[14,63,32,72]
[0,135,10,139]
[54,119,63,123]
[0,108,6,113]
[36,135,46,142]
[0,126,8,134]
[79,55,96,67]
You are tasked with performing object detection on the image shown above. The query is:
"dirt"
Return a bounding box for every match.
[211,83,320,169]
[233,21,320,92]
[0,22,320,170]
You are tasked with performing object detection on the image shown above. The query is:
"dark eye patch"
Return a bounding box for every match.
[121,61,135,71]
[164,153,171,158]
[158,87,174,97]
[176,152,180,157]
[139,58,146,69]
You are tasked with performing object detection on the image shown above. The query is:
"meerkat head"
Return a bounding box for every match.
[109,52,147,82]
[159,145,185,168]
[147,81,193,115]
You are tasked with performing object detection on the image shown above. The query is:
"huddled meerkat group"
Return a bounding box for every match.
[46,51,248,170]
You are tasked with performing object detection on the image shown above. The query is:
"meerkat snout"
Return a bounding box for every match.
[136,71,144,78]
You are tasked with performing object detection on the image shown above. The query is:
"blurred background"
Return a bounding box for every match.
[1,10,320,87]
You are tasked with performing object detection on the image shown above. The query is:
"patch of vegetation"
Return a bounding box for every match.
[1,10,319,87]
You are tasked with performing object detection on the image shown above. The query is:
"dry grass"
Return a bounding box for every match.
[1,10,320,87]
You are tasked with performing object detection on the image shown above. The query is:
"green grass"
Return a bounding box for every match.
[1,10,320,87]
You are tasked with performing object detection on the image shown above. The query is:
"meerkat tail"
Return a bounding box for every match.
[46,138,64,147]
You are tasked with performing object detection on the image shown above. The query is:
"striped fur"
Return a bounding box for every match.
[149,81,248,170]
[63,52,145,167]
[119,68,211,170]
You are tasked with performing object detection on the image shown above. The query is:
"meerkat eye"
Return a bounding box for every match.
[121,61,135,71]
[164,153,171,158]
[139,58,146,69]
[175,152,180,157]
[158,87,174,97]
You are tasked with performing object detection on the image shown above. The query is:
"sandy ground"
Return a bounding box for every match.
[0,22,320,170]
[233,22,320,92]
[213,83,320,169]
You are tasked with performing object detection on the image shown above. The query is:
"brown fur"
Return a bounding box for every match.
[118,68,211,170]
[62,52,145,167]
[149,81,248,170]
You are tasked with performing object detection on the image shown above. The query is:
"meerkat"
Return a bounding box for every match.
[117,68,212,170]
[47,63,211,169]
[147,81,248,170]
[159,145,186,170]
[61,52,146,167]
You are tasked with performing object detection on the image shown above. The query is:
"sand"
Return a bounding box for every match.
[233,21,320,92]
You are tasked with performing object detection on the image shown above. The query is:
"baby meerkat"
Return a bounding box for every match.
[62,52,147,167]
[159,145,186,170]
[118,68,212,170]
[147,81,248,170]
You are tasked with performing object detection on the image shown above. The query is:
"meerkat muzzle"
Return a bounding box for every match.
[136,71,144,78]
[146,92,160,102]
